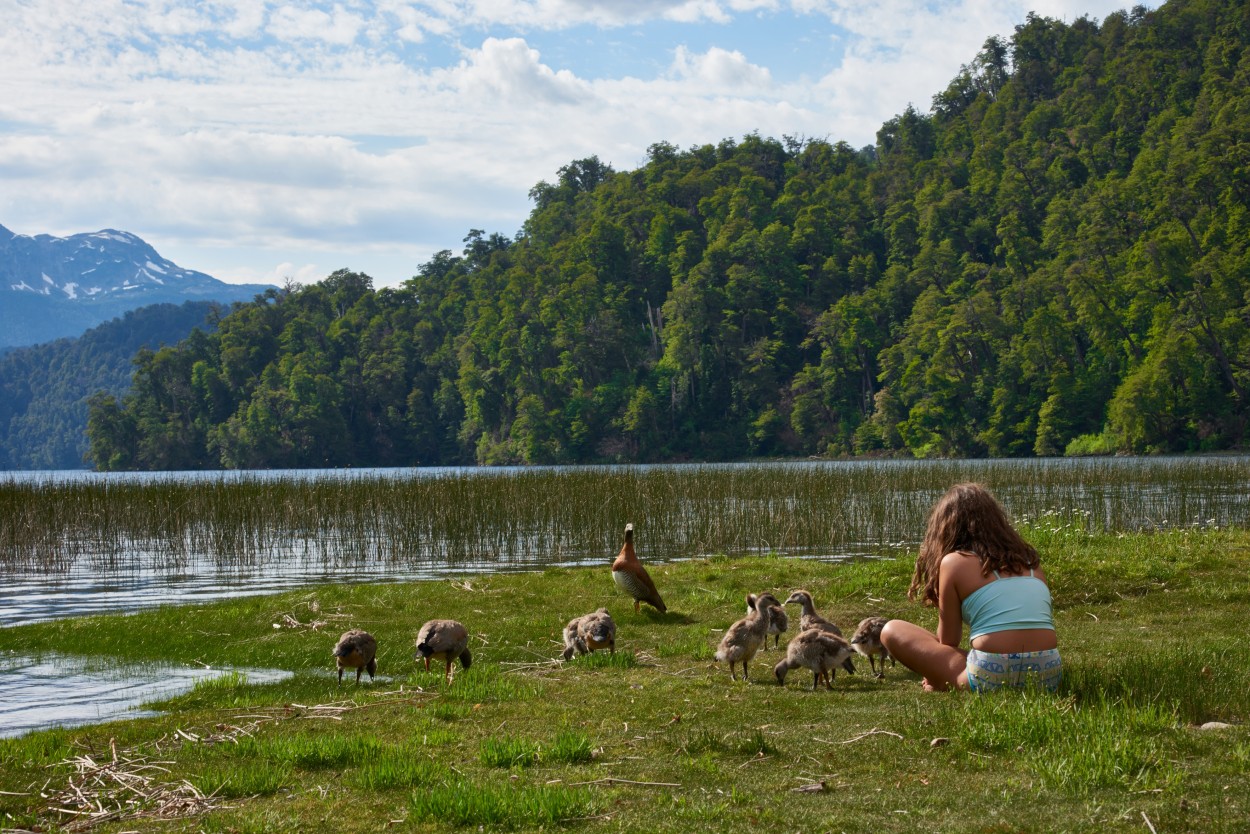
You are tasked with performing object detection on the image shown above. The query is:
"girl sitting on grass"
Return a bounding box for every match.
[881,482,1062,693]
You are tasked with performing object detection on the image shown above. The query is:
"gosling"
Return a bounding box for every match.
[774,628,855,691]
[415,619,472,685]
[562,608,617,660]
[783,589,843,635]
[747,592,788,649]
[333,629,377,684]
[784,589,856,674]
[850,616,894,678]
[714,592,779,681]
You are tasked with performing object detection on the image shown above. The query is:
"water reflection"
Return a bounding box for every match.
[0,558,458,629]
[0,653,291,738]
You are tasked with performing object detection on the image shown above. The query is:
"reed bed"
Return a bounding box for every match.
[2,457,1248,580]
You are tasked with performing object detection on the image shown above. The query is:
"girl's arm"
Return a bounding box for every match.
[935,552,965,648]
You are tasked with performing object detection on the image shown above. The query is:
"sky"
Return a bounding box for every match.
[2,0,1164,290]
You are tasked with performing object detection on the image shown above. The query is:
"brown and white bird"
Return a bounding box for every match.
[714,592,780,681]
[611,523,666,614]
[850,616,894,678]
[333,629,377,684]
[747,592,788,649]
[562,608,617,660]
[783,590,842,635]
[774,628,855,691]
[415,619,472,685]
[784,589,856,674]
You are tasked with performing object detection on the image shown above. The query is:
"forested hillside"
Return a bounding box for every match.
[87,0,1250,470]
[0,302,222,469]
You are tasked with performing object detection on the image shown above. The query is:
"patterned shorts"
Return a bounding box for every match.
[966,648,1063,693]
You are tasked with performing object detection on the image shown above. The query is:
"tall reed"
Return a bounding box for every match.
[3,457,1247,578]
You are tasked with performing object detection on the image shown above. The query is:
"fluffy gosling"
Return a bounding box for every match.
[562,608,617,660]
[774,627,855,691]
[850,616,894,678]
[415,619,472,685]
[333,629,377,684]
[747,592,788,649]
[714,592,780,681]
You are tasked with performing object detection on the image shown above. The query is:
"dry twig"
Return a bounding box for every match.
[817,728,904,745]
[568,777,681,788]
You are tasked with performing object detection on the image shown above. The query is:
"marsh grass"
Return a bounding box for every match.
[4,458,1249,586]
[190,670,249,693]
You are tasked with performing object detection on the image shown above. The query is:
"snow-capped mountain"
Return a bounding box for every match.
[1,223,272,349]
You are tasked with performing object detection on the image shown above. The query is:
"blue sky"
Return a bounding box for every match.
[1,0,1162,289]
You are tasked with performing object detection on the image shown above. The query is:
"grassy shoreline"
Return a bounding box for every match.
[2,523,1248,833]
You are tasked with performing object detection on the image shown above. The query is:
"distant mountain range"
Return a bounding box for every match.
[1,223,272,349]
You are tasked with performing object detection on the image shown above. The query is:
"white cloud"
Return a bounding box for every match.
[452,37,590,104]
[267,4,365,45]
[671,45,772,90]
[218,0,269,39]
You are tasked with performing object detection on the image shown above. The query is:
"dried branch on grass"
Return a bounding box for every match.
[45,742,224,832]
[35,691,435,831]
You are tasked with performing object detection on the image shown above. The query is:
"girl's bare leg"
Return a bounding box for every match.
[880,619,969,691]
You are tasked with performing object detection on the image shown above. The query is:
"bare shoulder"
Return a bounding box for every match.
[939,551,982,578]
[940,550,992,598]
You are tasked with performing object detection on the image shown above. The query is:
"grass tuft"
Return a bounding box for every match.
[479,736,541,768]
[673,727,778,758]
[191,761,292,798]
[0,728,73,768]
[349,746,444,790]
[546,730,595,764]
[233,732,385,770]
[409,778,599,828]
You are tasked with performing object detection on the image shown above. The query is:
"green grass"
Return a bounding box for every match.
[409,779,600,828]
[349,746,444,790]
[2,528,1249,832]
[190,760,294,798]
[480,736,541,768]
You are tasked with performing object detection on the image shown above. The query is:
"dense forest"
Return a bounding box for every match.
[87,0,1250,470]
[0,302,222,469]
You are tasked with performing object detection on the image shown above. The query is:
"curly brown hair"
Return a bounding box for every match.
[908,482,1040,606]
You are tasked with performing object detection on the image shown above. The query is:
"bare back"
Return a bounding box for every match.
[938,552,1057,654]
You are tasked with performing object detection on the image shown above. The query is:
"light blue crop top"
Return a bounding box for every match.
[960,569,1055,640]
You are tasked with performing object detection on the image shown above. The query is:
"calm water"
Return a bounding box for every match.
[0,654,291,739]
